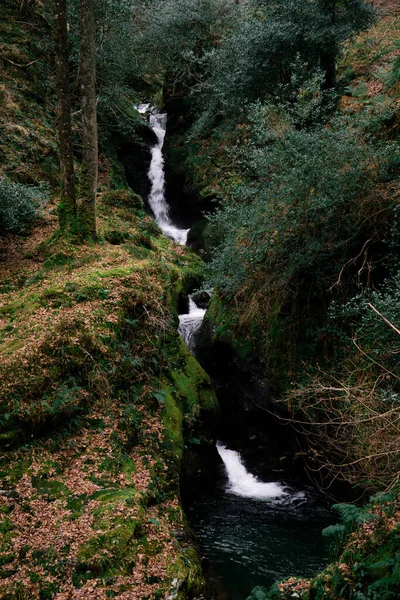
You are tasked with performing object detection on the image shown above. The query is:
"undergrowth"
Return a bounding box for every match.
[0,191,216,599]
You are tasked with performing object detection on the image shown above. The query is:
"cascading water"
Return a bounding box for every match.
[136,104,207,352]
[178,297,206,354]
[183,443,332,600]
[216,443,287,500]
[137,103,331,600]
[147,110,189,245]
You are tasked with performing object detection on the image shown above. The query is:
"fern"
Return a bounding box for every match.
[322,523,346,540]
[332,503,379,527]
[246,587,268,600]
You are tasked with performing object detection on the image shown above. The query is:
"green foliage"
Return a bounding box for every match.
[204,101,398,378]
[135,0,238,97]
[208,109,373,297]
[323,504,378,545]
[191,0,373,118]
[311,496,400,600]
[0,177,49,235]
[66,0,146,141]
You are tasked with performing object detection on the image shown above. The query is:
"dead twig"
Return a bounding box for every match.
[2,57,40,69]
[367,302,400,336]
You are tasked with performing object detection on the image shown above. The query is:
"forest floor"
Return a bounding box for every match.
[0,193,216,600]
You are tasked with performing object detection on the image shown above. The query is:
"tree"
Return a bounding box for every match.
[318,0,374,89]
[319,0,337,89]
[54,0,76,227]
[201,0,374,113]
[136,0,238,101]
[77,0,98,239]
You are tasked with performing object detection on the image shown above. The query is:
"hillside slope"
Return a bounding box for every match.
[0,3,217,599]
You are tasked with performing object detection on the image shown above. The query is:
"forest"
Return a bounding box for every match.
[0,0,399,599]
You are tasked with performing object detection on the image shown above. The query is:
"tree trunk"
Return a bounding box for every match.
[54,0,76,228]
[78,0,97,239]
[320,46,336,90]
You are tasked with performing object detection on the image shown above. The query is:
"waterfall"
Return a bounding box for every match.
[147,111,189,246]
[135,104,206,349]
[216,442,287,500]
[178,296,206,354]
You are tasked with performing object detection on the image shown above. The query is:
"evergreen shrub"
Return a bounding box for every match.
[0,176,48,235]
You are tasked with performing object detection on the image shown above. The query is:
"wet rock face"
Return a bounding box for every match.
[114,123,157,201]
[194,318,298,476]
[117,140,152,201]
[191,290,211,309]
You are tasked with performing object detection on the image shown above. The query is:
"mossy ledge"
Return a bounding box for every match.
[0,191,218,599]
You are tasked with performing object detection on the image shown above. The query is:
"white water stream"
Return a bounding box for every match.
[144,107,189,245]
[216,442,287,500]
[138,103,294,507]
[178,297,207,354]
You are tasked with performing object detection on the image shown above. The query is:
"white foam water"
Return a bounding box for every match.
[216,442,288,500]
[178,297,206,354]
[147,111,189,245]
[135,103,151,114]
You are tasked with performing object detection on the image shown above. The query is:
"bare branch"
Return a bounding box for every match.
[2,57,40,69]
[367,303,400,336]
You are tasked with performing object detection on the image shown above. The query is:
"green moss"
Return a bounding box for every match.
[95,265,138,279]
[43,252,75,270]
[162,391,184,459]
[166,546,206,599]
[103,230,133,245]
[0,553,16,567]
[74,521,139,584]
[91,488,139,515]
[0,517,16,553]
[39,582,58,600]
[0,459,30,485]
[160,334,218,460]
[31,477,69,500]
[169,340,216,414]
[101,189,144,211]
[65,496,87,520]
[0,581,27,599]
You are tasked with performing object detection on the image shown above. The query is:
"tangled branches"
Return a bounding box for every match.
[286,367,400,494]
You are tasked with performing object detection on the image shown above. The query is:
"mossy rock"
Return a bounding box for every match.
[101,189,144,210]
[191,290,210,309]
[187,218,209,254]
[104,229,133,245]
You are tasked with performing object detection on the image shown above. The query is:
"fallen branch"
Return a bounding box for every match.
[329,238,373,291]
[2,57,40,69]
[368,303,400,336]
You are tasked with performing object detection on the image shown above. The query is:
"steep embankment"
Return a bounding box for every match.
[0,0,58,187]
[0,190,218,599]
[0,4,217,599]
[175,0,400,493]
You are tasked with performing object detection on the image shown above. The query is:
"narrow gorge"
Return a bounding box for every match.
[139,105,334,600]
[1,1,398,598]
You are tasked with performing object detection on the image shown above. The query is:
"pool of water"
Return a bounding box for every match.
[182,444,333,600]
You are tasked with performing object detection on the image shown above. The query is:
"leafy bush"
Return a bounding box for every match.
[0,176,48,235]
[208,111,372,296]
[205,102,395,374]
[135,0,238,97]
[314,497,400,600]
[192,0,373,117]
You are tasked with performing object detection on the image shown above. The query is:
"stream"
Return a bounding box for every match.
[182,443,332,600]
[139,105,333,599]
